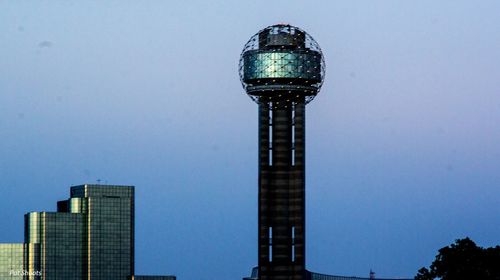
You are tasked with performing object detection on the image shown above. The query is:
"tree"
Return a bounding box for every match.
[415,237,500,280]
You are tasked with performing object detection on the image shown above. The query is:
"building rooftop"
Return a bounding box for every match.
[70,184,134,198]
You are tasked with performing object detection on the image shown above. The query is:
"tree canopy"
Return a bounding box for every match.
[416,237,500,280]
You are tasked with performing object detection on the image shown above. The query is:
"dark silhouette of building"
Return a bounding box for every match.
[243,267,412,280]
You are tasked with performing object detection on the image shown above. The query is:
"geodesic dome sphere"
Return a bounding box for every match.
[239,24,325,104]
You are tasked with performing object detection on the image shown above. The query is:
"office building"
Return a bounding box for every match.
[0,244,26,280]
[0,184,175,280]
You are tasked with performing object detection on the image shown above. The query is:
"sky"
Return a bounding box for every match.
[1,1,500,279]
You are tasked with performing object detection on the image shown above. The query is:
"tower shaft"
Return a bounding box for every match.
[258,101,306,280]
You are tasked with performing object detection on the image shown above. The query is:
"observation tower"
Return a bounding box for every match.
[239,24,325,280]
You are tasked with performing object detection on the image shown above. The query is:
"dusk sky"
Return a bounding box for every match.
[1,1,500,279]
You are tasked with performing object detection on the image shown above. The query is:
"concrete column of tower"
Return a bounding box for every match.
[258,101,306,280]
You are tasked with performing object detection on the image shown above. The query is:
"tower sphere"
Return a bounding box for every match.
[239,24,325,104]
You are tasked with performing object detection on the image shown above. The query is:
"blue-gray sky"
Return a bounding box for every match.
[1,1,500,279]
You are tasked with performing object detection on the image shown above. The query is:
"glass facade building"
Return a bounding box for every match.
[0,244,25,280]
[25,212,85,280]
[1,184,174,280]
[69,185,135,280]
